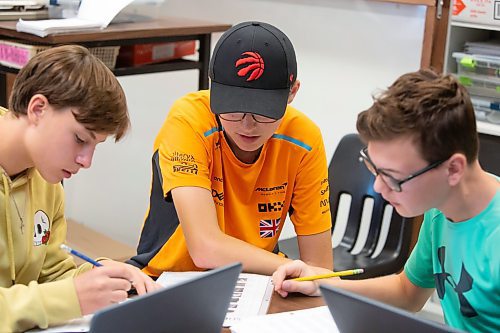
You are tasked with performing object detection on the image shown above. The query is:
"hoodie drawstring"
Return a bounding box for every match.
[2,171,16,285]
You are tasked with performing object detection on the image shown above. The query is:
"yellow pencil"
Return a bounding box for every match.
[291,268,364,282]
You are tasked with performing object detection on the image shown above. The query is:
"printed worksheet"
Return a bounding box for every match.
[157,271,273,327]
[230,306,339,333]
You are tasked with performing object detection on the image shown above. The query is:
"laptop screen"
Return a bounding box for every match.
[320,284,464,333]
[89,263,242,333]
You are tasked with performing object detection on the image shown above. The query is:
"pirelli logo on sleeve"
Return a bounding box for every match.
[171,151,198,175]
[172,162,198,175]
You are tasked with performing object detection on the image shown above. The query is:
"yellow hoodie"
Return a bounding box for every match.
[0,107,92,332]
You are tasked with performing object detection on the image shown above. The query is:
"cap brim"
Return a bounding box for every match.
[210,81,289,120]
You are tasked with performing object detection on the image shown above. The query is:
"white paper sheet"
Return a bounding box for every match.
[16,0,134,37]
[25,315,92,333]
[230,306,339,333]
[157,271,273,327]
[78,0,134,26]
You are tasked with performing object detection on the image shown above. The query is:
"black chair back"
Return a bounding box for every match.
[330,133,412,279]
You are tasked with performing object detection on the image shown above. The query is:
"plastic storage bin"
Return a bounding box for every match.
[471,96,500,124]
[453,52,500,78]
[0,40,120,70]
[456,72,500,99]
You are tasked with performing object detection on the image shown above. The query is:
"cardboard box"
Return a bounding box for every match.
[452,0,500,27]
[116,41,196,67]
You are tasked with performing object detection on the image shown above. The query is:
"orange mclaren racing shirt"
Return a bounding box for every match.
[131,90,331,275]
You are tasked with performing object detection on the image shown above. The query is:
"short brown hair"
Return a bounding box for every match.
[9,44,129,141]
[356,69,478,163]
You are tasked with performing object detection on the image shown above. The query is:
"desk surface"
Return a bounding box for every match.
[0,17,231,44]
[222,292,325,333]
[66,219,136,265]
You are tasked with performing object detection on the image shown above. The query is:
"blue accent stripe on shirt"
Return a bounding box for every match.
[272,134,312,151]
[204,127,218,137]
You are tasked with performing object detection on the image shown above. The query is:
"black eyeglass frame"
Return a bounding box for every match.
[359,147,446,192]
[218,112,279,124]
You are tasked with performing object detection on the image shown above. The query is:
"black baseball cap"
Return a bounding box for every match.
[209,21,297,120]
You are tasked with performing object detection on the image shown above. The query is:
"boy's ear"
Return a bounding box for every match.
[446,153,467,186]
[26,94,49,124]
[287,80,300,104]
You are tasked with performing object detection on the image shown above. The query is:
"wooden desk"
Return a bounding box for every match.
[66,219,136,265]
[0,17,231,106]
[221,292,325,333]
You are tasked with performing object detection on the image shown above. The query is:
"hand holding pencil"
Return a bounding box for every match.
[60,243,160,315]
[291,268,364,281]
[272,260,364,298]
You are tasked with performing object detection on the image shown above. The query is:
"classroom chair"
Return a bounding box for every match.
[478,134,500,176]
[278,133,413,279]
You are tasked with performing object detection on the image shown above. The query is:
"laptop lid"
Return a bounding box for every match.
[89,262,242,333]
[320,284,464,333]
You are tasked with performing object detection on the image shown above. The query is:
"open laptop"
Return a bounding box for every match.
[89,262,242,333]
[320,284,464,333]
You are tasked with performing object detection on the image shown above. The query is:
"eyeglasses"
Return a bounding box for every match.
[218,112,279,124]
[359,147,445,192]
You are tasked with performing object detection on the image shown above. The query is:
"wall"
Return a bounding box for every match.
[63,0,426,246]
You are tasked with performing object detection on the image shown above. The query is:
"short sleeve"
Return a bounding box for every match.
[404,210,436,288]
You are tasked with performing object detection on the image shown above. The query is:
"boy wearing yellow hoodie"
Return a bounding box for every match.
[0,45,158,332]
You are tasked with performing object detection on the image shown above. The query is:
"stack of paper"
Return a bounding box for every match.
[16,0,134,37]
[157,270,274,327]
[464,40,500,57]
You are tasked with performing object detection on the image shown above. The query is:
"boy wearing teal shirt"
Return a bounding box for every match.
[272,69,500,332]
[405,205,500,331]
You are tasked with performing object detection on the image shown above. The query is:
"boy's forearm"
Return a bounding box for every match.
[192,232,292,275]
[324,272,432,311]
[173,186,292,274]
[297,230,333,270]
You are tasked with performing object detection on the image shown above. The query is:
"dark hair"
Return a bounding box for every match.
[356,69,478,163]
[9,44,129,141]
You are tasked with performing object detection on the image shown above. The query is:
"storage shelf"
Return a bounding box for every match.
[451,20,500,32]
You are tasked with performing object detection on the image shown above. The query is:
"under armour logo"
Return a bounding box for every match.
[434,246,477,318]
[235,52,264,81]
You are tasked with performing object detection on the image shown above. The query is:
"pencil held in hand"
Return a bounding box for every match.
[291,268,364,282]
[60,244,103,267]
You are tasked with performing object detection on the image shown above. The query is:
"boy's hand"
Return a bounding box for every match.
[98,260,160,296]
[272,260,331,297]
[74,261,159,315]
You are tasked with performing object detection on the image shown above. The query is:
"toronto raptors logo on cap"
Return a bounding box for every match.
[235,52,264,81]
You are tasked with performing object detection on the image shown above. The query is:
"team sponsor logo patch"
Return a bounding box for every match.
[254,182,288,195]
[320,184,329,196]
[212,189,224,201]
[171,151,195,162]
[259,218,281,238]
[320,178,329,196]
[173,162,198,175]
[258,201,284,213]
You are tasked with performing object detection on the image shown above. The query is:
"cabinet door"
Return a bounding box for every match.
[376,0,451,71]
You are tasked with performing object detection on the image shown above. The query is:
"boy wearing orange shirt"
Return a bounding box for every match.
[129,22,333,275]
